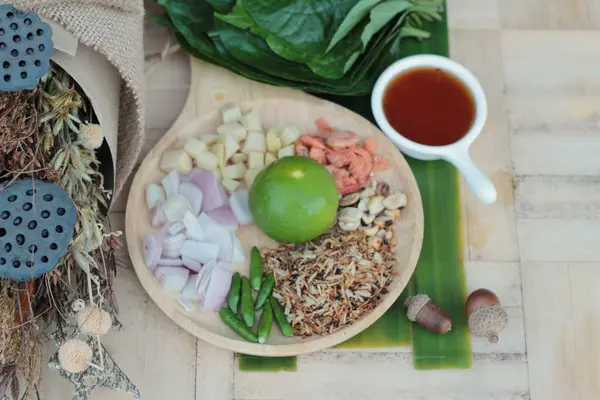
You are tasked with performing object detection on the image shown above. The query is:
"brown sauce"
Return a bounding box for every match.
[382,67,476,146]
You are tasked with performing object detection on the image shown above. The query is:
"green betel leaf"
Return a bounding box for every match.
[326,0,386,53]
[343,0,411,73]
[206,0,235,14]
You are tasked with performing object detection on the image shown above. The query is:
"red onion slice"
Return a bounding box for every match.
[180,276,202,301]
[229,189,253,225]
[187,169,228,211]
[180,240,219,264]
[157,266,189,293]
[207,205,239,232]
[202,263,233,311]
[180,182,204,216]
[157,257,184,267]
[151,203,167,228]
[182,255,202,272]
[143,232,162,272]
[162,233,185,258]
[161,170,180,198]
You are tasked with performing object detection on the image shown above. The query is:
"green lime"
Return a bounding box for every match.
[249,156,339,243]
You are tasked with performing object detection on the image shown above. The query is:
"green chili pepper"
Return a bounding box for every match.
[270,296,294,337]
[227,272,241,313]
[257,303,274,344]
[254,273,275,310]
[219,307,258,342]
[240,276,255,327]
[250,246,263,291]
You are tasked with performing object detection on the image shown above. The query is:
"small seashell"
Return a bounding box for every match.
[369,180,378,191]
[338,207,362,223]
[383,192,408,210]
[339,220,360,231]
[357,198,369,211]
[384,209,401,219]
[362,212,376,224]
[339,192,360,207]
[367,196,385,215]
[376,182,390,196]
[359,225,379,236]
[384,230,393,241]
[360,187,376,199]
[374,215,394,228]
[368,236,383,250]
[376,229,386,237]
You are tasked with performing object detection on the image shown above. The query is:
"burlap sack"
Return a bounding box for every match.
[1,0,145,202]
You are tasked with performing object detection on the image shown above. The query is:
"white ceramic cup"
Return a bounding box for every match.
[371,54,497,204]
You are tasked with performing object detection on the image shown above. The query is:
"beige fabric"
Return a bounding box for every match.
[2,0,145,202]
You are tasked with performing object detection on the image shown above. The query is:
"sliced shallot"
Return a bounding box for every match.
[179,182,204,216]
[156,266,189,293]
[187,169,228,211]
[206,205,238,232]
[180,276,202,301]
[232,234,245,263]
[157,257,184,267]
[143,232,162,271]
[229,189,253,225]
[146,183,166,209]
[196,258,217,296]
[161,170,180,198]
[183,211,204,241]
[151,203,167,228]
[182,255,202,272]
[204,223,233,263]
[163,221,185,236]
[180,240,219,264]
[163,194,190,222]
[162,233,185,258]
[202,263,233,310]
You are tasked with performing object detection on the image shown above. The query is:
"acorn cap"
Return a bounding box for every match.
[404,294,431,322]
[58,339,93,374]
[77,307,112,336]
[467,304,508,343]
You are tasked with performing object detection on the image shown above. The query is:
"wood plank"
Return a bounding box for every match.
[447,0,500,29]
[502,30,600,95]
[512,133,600,176]
[450,30,518,262]
[522,262,600,400]
[515,175,600,219]
[502,30,600,178]
[567,264,600,400]
[518,219,600,262]
[498,0,593,29]
[39,267,198,400]
[195,340,234,400]
[233,352,529,400]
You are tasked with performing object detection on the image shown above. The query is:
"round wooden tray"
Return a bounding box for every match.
[125,97,424,356]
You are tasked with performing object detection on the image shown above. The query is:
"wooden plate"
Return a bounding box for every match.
[125,97,424,356]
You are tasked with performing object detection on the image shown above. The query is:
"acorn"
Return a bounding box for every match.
[465,289,508,343]
[404,294,452,334]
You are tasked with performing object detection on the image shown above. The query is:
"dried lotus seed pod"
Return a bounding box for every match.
[77,307,112,336]
[58,339,93,374]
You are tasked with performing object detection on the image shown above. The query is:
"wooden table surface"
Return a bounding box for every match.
[39,0,600,399]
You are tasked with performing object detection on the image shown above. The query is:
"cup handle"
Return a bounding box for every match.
[444,149,497,204]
